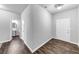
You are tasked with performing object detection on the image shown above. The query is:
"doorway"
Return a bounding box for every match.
[56,18,70,42]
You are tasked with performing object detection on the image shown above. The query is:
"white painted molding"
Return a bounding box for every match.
[22,39,33,53]
[0,38,12,44]
[55,38,78,45]
[22,36,79,53]
[20,36,33,52]
[78,43,79,47]
[0,38,12,49]
[22,37,54,53]
[31,37,54,53]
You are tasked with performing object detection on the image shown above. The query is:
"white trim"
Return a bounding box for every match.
[22,37,79,53]
[23,39,33,53]
[55,38,78,45]
[32,37,78,53]
[20,36,33,53]
[10,15,12,42]
[21,37,53,53]
[31,37,54,53]
[0,39,12,44]
[78,43,79,47]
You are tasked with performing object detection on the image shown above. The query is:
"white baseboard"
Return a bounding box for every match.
[0,38,12,44]
[55,38,78,45]
[23,41,33,53]
[21,36,54,53]
[77,43,79,47]
[31,37,54,53]
[20,36,33,52]
[22,36,79,53]
[0,37,12,48]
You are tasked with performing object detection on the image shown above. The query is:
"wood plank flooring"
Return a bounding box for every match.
[0,36,31,54]
[34,39,79,54]
[0,36,79,54]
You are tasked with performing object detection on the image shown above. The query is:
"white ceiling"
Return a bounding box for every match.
[0,4,79,14]
[40,4,79,14]
[0,4,28,14]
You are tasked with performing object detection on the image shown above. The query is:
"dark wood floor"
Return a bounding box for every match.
[34,39,79,54]
[0,36,79,54]
[0,36,31,54]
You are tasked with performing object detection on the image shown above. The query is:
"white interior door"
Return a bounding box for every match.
[56,18,70,42]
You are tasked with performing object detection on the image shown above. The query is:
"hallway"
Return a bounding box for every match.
[0,36,31,54]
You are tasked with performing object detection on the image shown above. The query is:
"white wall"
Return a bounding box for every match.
[53,7,78,44]
[21,5,33,51]
[0,10,19,43]
[21,5,79,52]
[21,5,54,52]
[31,5,53,52]
[77,7,79,46]
[51,15,56,37]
